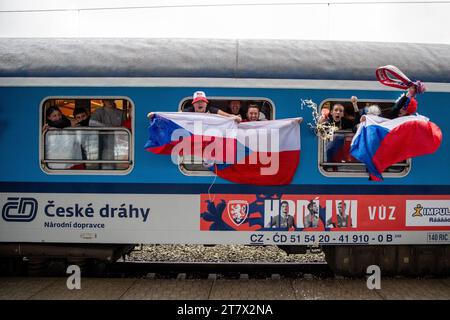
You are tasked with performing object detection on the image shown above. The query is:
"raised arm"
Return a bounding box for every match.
[216,109,242,123]
[351,96,359,113]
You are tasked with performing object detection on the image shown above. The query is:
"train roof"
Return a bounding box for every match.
[1,38,450,82]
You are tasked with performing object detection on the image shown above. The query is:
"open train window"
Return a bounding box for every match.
[178,97,275,176]
[318,98,411,178]
[40,98,133,174]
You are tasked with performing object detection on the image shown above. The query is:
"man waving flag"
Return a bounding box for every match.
[350,115,442,181]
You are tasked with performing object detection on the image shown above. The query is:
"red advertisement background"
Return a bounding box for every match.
[200,194,450,231]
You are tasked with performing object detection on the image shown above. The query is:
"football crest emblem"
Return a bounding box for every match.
[227,200,249,226]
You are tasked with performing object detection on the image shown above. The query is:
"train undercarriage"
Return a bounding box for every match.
[1,243,449,277]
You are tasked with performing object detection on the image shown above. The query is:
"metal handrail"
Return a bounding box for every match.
[320,162,408,167]
[45,127,131,133]
[42,160,131,164]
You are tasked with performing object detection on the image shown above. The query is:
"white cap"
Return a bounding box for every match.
[192,91,209,104]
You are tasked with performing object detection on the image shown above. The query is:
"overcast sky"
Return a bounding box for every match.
[1,0,449,44]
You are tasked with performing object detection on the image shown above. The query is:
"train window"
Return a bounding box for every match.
[40,98,133,174]
[318,99,411,178]
[178,97,275,175]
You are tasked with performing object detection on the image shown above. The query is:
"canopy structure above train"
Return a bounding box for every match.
[1,38,450,82]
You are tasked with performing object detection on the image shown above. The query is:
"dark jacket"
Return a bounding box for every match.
[267,214,295,229]
[324,114,355,130]
[46,116,72,129]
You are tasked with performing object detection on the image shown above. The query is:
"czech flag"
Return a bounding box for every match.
[144,112,301,185]
[144,112,236,158]
[350,115,442,181]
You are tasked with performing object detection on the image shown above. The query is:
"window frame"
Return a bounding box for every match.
[177,96,276,176]
[39,96,135,175]
[317,98,412,179]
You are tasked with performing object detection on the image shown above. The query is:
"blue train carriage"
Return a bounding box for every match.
[0,39,449,275]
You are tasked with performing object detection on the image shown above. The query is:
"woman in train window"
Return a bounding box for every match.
[42,106,72,132]
[319,96,360,130]
[321,97,361,164]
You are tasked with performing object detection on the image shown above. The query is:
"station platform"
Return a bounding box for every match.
[1,277,449,300]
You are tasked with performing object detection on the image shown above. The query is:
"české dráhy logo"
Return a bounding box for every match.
[2,197,38,222]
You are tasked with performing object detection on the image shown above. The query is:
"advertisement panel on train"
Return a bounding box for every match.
[1,193,449,245]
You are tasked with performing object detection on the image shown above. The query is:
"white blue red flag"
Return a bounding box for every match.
[350,115,442,181]
[144,112,301,185]
[375,65,426,94]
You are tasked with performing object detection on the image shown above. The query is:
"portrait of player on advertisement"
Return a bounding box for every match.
[326,200,351,228]
[266,201,295,229]
[304,199,319,228]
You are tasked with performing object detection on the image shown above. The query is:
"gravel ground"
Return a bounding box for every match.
[125,244,325,263]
